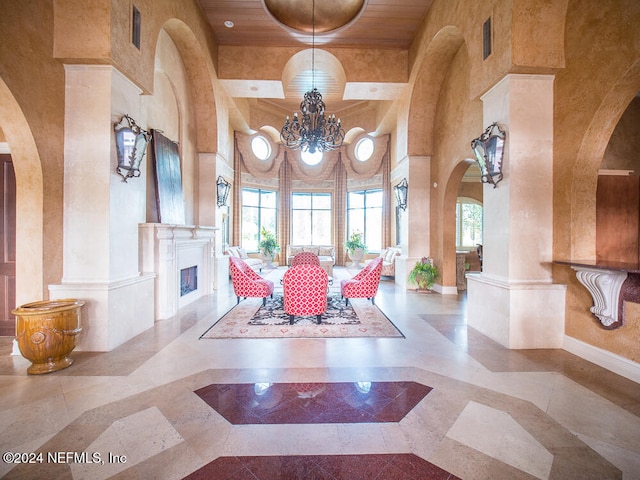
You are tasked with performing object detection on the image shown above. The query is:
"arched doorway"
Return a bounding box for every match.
[453,163,483,291]
[0,150,15,335]
[442,159,481,291]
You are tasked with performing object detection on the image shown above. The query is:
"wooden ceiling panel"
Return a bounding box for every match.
[196,0,432,49]
[195,0,432,117]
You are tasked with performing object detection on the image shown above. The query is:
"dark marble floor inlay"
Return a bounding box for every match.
[194,381,432,424]
[183,454,460,480]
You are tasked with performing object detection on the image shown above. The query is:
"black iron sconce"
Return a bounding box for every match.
[394,178,408,210]
[114,114,151,182]
[471,122,506,188]
[216,176,231,207]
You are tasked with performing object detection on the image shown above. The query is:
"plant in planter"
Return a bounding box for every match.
[408,257,440,291]
[345,231,367,268]
[258,227,279,266]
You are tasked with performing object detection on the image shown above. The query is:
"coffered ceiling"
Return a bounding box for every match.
[195,0,433,115]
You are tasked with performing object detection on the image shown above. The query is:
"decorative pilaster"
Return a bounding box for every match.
[466,74,567,349]
[392,155,430,290]
[49,65,155,352]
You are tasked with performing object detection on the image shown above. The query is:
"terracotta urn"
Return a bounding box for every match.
[12,299,84,375]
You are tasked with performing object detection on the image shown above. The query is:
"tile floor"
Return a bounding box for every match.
[194,381,433,424]
[0,268,639,479]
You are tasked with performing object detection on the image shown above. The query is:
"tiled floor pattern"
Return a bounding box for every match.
[184,453,461,480]
[194,381,432,424]
[0,269,639,479]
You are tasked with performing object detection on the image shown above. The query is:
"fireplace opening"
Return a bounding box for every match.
[180,265,198,296]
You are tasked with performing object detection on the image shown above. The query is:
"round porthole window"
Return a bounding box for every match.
[355,137,374,162]
[301,149,323,166]
[251,136,271,161]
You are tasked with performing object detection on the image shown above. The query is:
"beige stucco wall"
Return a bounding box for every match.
[0,0,226,299]
[428,43,482,288]
[146,29,198,225]
[0,0,64,300]
[551,0,640,362]
[458,181,483,203]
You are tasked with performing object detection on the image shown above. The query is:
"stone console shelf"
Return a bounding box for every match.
[554,260,640,329]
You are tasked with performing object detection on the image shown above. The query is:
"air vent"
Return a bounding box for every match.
[483,17,492,60]
[132,5,141,49]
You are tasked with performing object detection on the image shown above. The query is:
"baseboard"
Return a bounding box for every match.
[433,284,459,295]
[563,335,640,384]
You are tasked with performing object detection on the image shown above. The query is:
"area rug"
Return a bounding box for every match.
[200,294,404,339]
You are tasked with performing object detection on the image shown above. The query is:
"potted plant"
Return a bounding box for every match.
[258,227,279,266]
[345,231,367,268]
[408,257,439,291]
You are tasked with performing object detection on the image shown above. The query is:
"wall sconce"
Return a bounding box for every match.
[394,178,408,210]
[114,114,151,182]
[470,122,506,188]
[216,176,231,207]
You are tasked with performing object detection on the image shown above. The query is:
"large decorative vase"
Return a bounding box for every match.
[348,248,365,268]
[12,299,85,375]
[260,252,275,268]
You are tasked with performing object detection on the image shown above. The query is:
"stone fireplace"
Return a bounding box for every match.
[140,223,219,320]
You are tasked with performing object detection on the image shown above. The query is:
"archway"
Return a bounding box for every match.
[159,19,222,227]
[442,159,478,290]
[161,19,219,153]
[406,26,465,157]
[570,60,640,260]
[0,76,44,307]
[594,95,640,263]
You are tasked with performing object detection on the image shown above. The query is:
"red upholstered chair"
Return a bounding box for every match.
[340,257,383,305]
[229,256,274,306]
[282,264,328,325]
[291,252,320,267]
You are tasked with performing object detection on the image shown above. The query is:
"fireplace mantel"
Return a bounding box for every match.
[140,223,219,319]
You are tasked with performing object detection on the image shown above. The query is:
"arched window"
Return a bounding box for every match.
[301,150,323,166]
[354,137,374,162]
[251,136,271,161]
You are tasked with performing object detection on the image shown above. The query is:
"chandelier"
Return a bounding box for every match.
[280,0,345,154]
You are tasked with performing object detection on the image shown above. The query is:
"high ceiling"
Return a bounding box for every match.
[195,0,433,116]
[196,0,432,49]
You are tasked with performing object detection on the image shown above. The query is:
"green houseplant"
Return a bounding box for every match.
[408,257,439,291]
[258,227,279,265]
[345,231,367,254]
[345,232,367,268]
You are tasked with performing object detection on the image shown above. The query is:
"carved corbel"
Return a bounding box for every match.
[572,267,627,328]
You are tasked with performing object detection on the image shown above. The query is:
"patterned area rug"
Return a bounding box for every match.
[200,294,404,339]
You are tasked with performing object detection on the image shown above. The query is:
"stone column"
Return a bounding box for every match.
[466,74,566,349]
[198,152,217,227]
[48,65,155,351]
[394,155,432,289]
[215,155,234,291]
